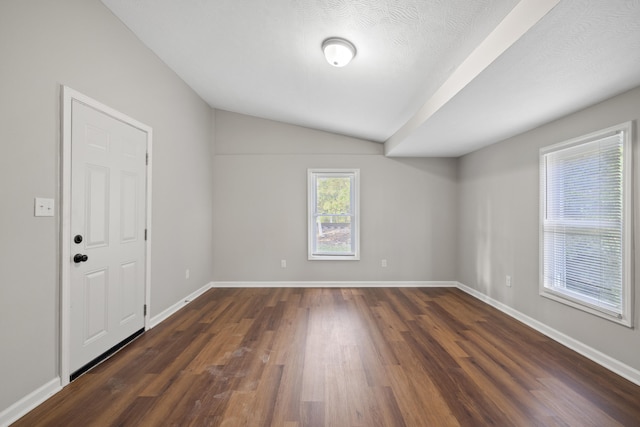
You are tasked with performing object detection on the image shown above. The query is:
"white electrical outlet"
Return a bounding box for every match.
[381,259,387,268]
[185,269,190,279]
[281,260,287,268]
[34,197,54,217]
[506,275,512,287]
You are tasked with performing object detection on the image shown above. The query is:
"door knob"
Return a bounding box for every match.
[73,254,88,263]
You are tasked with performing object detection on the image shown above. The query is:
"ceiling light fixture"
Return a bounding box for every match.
[322,37,356,67]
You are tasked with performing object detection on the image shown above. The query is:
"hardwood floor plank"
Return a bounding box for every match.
[250,375,285,426]
[138,331,213,397]
[372,386,408,427]
[456,356,545,426]
[371,303,409,343]
[323,359,350,427]
[140,372,210,426]
[107,396,156,427]
[460,329,544,391]
[213,390,253,426]
[270,306,309,425]
[343,364,372,426]
[532,378,623,427]
[416,307,469,359]
[12,287,640,427]
[197,296,235,325]
[235,330,276,392]
[300,306,328,402]
[301,401,325,427]
[184,328,238,375]
[385,363,458,427]
[401,329,507,426]
[456,338,552,424]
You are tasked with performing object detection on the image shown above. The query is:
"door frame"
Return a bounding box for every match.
[59,86,153,386]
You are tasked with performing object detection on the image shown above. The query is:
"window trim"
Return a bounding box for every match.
[539,121,634,327]
[308,168,360,261]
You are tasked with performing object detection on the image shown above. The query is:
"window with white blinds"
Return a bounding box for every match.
[540,122,633,326]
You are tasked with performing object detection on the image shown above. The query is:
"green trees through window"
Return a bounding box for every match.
[316,176,351,223]
[308,169,360,260]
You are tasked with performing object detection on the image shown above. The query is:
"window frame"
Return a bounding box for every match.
[539,121,634,327]
[307,168,360,261]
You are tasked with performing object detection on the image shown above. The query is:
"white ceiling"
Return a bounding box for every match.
[101,0,640,157]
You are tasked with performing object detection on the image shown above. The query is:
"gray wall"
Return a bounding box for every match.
[457,86,640,372]
[0,0,214,412]
[213,110,458,282]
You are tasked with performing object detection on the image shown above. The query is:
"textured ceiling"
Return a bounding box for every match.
[101,0,640,157]
[387,0,640,156]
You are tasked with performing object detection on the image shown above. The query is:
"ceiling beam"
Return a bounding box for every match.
[384,0,561,156]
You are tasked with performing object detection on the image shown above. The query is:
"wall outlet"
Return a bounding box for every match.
[34,197,54,217]
[381,259,387,268]
[506,275,512,287]
[281,260,287,268]
[185,269,190,279]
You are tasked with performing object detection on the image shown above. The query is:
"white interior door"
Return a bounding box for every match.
[69,99,148,375]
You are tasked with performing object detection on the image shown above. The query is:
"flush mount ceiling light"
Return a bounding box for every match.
[322,37,356,67]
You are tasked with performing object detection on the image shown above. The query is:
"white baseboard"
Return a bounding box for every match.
[149,281,213,328]
[456,282,640,387]
[0,377,61,427]
[212,280,458,288]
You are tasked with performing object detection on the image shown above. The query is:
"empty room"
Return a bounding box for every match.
[1,0,640,426]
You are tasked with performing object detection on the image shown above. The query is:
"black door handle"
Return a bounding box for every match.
[73,254,88,263]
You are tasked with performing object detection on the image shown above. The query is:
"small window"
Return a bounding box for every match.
[308,169,360,260]
[540,122,633,326]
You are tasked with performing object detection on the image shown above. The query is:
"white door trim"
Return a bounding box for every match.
[60,86,152,386]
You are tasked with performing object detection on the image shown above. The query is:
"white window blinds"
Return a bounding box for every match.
[540,123,632,324]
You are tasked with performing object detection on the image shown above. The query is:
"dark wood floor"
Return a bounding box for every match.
[14,287,640,426]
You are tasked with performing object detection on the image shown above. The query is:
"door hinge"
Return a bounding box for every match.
[146,153,149,165]
[144,229,147,240]
[144,304,147,316]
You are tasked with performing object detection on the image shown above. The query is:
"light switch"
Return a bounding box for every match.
[34,197,55,217]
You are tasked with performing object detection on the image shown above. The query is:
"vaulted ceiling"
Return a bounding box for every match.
[101,0,640,157]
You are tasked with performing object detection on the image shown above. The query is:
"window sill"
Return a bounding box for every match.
[309,254,360,261]
[539,288,632,328]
